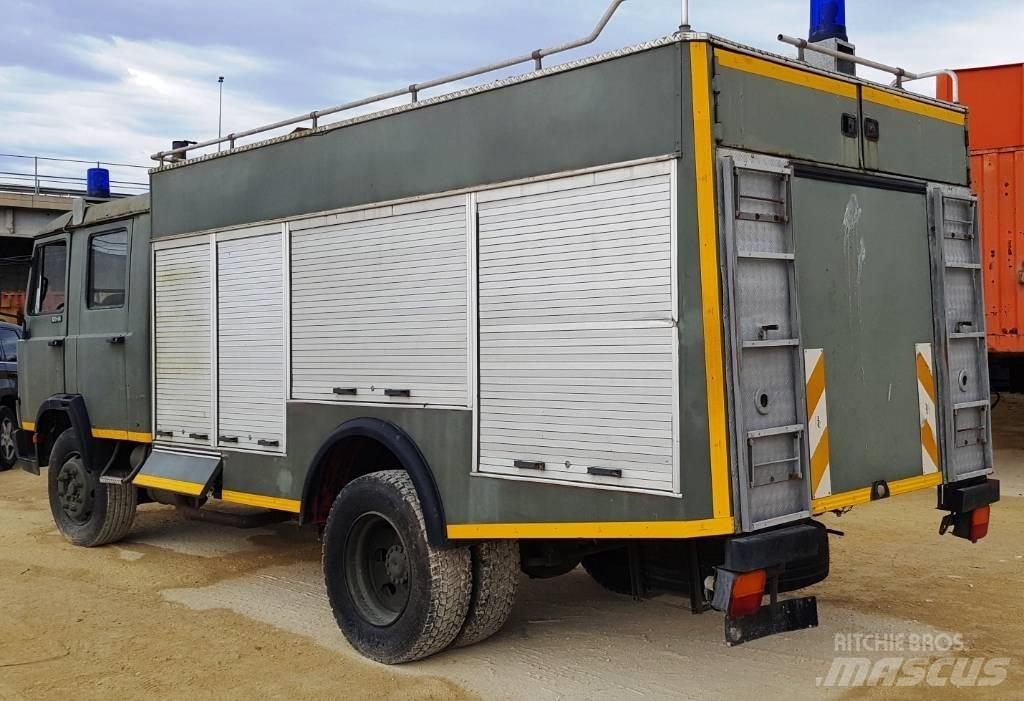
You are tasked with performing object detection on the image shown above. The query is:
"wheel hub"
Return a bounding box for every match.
[385,544,408,584]
[57,457,95,523]
[346,513,412,626]
[0,416,14,464]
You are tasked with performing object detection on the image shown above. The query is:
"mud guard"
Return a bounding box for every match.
[725,596,819,646]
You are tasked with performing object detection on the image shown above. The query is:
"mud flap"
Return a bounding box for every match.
[14,429,38,474]
[132,449,222,497]
[725,596,819,646]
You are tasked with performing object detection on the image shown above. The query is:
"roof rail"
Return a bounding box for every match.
[777,34,960,103]
[152,0,629,163]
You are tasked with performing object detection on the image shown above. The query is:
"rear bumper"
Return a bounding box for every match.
[938,477,1000,513]
[724,522,822,572]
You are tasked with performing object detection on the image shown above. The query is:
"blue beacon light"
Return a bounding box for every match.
[809,0,848,43]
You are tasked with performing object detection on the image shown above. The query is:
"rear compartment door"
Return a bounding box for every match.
[790,167,937,504]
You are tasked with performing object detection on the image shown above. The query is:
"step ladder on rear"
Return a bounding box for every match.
[719,151,812,532]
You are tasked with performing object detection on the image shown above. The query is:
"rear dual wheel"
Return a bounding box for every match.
[322,470,519,663]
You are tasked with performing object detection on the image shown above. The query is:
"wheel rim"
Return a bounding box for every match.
[0,416,14,464]
[56,454,95,524]
[345,512,411,626]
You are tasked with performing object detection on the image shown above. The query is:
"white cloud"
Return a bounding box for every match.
[2,0,1022,174]
[1,34,286,167]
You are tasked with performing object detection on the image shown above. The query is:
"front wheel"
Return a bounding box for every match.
[322,470,471,664]
[47,428,137,547]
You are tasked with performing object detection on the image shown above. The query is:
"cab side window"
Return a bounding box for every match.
[87,231,128,309]
[30,241,68,315]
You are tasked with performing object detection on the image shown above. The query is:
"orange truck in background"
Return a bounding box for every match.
[940,64,1024,390]
[0,292,25,325]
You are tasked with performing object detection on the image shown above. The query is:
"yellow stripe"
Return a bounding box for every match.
[805,353,827,415]
[812,471,943,512]
[91,428,154,443]
[862,86,965,125]
[21,421,35,431]
[810,427,831,495]
[716,49,857,99]
[446,516,736,540]
[921,421,940,470]
[690,42,732,521]
[132,474,206,497]
[916,352,937,404]
[221,490,302,513]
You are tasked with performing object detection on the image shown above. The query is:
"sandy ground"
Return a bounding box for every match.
[2,399,1023,700]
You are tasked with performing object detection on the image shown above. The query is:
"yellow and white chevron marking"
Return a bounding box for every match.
[916,343,940,474]
[804,348,832,499]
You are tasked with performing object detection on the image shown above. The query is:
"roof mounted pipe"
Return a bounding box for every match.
[151,0,629,163]
[777,34,960,103]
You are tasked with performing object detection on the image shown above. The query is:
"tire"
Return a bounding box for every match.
[322,470,471,664]
[47,428,137,547]
[0,405,17,471]
[452,540,520,648]
[581,547,633,595]
[779,522,830,592]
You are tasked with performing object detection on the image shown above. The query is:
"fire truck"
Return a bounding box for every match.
[15,1,999,663]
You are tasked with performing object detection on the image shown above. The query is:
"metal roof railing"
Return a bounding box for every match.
[777,34,961,103]
[151,0,629,163]
[0,153,149,197]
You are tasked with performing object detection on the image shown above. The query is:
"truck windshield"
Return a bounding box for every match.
[30,241,67,315]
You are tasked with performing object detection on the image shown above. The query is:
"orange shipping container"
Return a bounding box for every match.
[974,147,1024,354]
[938,63,1024,150]
[939,65,1024,376]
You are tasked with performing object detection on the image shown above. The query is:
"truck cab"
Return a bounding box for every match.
[16,195,151,478]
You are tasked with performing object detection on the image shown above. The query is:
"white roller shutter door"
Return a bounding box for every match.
[290,197,469,406]
[154,242,213,446]
[217,231,285,451]
[477,161,678,493]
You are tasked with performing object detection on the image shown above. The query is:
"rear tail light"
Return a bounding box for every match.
[969,505,990,543]
[728,569,767,617]
[942,505,992,543]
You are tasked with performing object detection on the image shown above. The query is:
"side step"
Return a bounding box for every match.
[176,504,292,529]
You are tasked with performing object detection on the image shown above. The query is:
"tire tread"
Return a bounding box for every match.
[452,540,520,648]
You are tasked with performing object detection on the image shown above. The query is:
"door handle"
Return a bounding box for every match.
[47,339,64,347]
[107,335,126,344]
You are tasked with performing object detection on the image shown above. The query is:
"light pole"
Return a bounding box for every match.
[217,76,225,152]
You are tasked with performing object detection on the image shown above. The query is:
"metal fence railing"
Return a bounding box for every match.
[0,153,148,197]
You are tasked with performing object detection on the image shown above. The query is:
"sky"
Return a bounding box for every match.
[1,0,1022,183]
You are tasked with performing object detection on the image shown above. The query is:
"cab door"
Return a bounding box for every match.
[67,225,131,433]
[21,235,69,422]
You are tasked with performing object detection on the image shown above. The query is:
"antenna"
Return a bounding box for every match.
[217,76,225,153]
